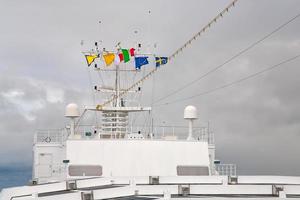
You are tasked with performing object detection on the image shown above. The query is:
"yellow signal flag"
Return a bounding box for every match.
[85,54,99,66]
[103,53,115,66]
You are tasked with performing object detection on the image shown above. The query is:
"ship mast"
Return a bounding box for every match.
[77,47,152,139]
[115,64,120,107]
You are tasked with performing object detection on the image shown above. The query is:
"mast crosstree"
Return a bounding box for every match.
[82,44,152,138]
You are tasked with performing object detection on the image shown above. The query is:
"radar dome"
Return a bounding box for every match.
[65,103,80,118]
[184,105,197,119]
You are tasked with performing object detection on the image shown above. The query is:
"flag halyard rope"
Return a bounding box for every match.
[97,0,239,108]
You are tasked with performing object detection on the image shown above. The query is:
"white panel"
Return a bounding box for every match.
[36,165,52,178]
[238,176,300,185]
[159,176,225,184]
[190,185,273,195]
[3,196,33,200]
[39,153,52,165]
[284,185,300,195]
[111,176,149,185]
[136,185,178,195]
[0,182,67,200]
[76,177,113,188]
[76,177,149,189]
[171,198,300,200]
[93,186,135,199]
[66,140,210,177]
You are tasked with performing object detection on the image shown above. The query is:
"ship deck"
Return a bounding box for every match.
[2,176,300,199]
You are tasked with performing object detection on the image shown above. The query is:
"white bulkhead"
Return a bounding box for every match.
[66,139,211,178]
[32,142,66,183]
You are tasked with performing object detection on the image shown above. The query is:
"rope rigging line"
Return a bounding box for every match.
[96,69,106,87]
[96,0,239,109]
[86,67,99,126]
[153,12,300,104]
[168,0,238,61]
[154,53,300,107]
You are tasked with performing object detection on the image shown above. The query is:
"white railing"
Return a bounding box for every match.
[151,126,214,144]
[121,125,213,143]
[34,129,68,144]
[215,164,237,176]
[34,125,215,144]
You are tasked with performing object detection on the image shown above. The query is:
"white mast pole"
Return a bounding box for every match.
[115,64,120,137]
[115,64,120,107]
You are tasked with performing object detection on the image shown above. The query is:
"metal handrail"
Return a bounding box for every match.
[34,129,68,144]
[215,164,237,176]
[34,125,214,144]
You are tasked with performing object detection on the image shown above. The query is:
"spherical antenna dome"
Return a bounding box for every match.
[65,103,80,118]
[184,105,198,119]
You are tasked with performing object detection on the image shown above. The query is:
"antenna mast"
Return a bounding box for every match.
[98,0,239,108]
[115,64,120,107]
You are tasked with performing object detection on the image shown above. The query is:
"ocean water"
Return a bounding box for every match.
[0,166,32,191]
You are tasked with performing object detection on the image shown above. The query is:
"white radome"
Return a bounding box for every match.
[184,105,198,119]
[65,103,80,117]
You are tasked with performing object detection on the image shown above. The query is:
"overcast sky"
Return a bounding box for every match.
[0,0,300,175]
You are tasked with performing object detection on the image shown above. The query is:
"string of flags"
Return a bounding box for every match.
[84,47,168,70]
[135,57,149,70]
[98,0,239,107]
[155,57,168,67]
[85,54,99,66]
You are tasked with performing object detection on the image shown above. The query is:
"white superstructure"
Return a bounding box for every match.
[30,109,216,184]
[5,104,300,199]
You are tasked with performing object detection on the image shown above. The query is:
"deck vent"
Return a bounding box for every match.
[66,180,77,190]
[272,185,284,197]
[81,191,94,200]
[28,179,38,185]
[178,185,190,197]
[149,176,160,185]
[228,176,238,184]
[134,190,139,196]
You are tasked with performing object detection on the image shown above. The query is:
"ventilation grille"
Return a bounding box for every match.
[177,165,209,176]
[69,165,102,176]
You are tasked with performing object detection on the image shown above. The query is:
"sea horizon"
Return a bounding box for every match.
[0,165,32,191]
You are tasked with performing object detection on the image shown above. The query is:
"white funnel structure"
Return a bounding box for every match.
[184,105,198,140]
[65,103,80,138]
